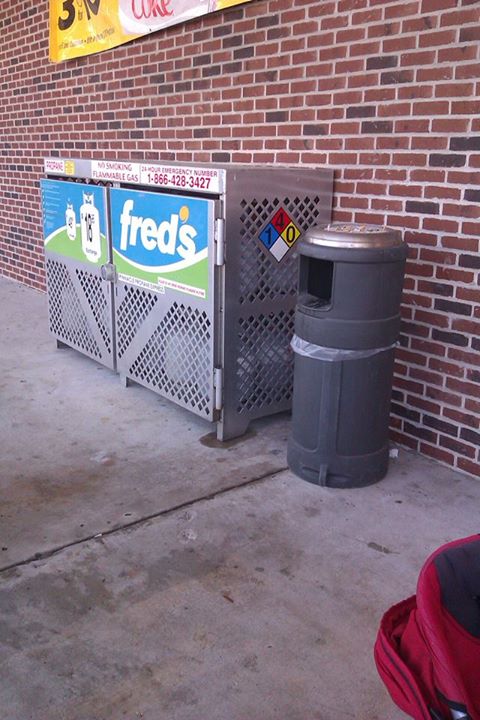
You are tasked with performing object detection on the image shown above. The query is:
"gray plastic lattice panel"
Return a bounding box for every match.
[46,258,101,360]
[128,301,213,418]
[116,285,158,359]
[236,309,295,414]
[234,194,321,416]
[239,195,321,305]
[76,269,112,353]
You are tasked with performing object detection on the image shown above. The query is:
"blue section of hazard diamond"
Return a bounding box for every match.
[259,223,280,249]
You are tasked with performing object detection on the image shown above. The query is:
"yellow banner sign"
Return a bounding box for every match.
[50,0,252,62]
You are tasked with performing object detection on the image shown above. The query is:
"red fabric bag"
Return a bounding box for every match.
[374,534,480,720]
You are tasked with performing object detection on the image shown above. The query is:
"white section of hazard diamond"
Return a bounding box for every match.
[270,237,289,262]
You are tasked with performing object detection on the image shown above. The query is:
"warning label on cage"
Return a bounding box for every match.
[258,207,301,262]
[92,160,141,184]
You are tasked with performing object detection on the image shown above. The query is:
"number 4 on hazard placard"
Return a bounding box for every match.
[271,208,290,234]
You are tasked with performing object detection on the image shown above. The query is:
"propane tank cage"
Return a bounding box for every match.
[41,157,333,440]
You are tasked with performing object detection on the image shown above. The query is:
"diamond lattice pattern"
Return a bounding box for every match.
[76,269,112,353]
[238,196,321,305]
[116,285,158,359]
[46,259,101,358]
[236,309,295,413]
[129,302,212,417]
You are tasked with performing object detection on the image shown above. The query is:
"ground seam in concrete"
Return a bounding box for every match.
[0,466,287,575]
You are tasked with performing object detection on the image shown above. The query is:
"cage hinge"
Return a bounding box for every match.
[214,367,223,411]
[215,218,225,266]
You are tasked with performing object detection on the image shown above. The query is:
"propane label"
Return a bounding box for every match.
[110,187,213,299]
[41,179,108,266]
[258,207,301,262]
[44,158,66,174]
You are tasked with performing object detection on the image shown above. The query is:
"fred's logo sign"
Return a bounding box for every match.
[110,188,209,273]
[119,199,197,260]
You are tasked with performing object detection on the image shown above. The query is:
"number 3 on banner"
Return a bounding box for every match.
[58,0,100,30]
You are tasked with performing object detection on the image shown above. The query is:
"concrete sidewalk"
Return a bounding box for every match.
[1,276,479,720]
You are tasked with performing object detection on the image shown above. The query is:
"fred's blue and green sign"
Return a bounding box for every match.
[41,179,108,266]
[110,188,211,299]
[41,181,211,299]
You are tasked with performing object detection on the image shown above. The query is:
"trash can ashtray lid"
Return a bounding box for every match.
[303,222,403,249]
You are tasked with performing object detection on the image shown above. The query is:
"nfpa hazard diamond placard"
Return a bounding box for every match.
[258,207,301,262]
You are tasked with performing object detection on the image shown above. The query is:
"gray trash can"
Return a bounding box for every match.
[287,222,407,488]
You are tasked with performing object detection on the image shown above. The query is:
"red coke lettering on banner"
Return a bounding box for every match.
[131,0,173,20]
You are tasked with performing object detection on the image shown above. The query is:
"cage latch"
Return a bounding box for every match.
[100,263,117,282]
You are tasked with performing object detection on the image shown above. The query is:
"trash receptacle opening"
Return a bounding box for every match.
[299,256,334,310]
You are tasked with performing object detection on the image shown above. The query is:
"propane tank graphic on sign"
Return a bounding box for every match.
[65,201,77,241]
[80,192,101,263]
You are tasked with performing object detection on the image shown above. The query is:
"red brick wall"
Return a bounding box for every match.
[1,0,479,476]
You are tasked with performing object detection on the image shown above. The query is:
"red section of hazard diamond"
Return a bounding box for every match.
[271,208,292,233]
